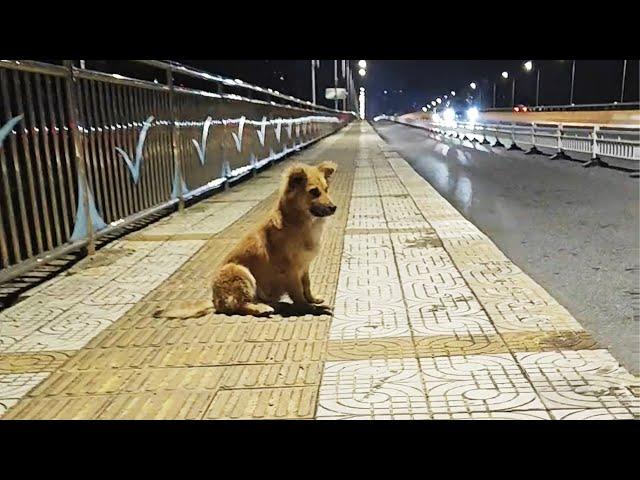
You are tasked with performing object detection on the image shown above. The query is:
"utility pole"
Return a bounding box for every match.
[333,60,338,110]
[311,60,317,104]
[569,60,576,104]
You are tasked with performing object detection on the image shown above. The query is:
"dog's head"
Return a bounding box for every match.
[282,161,337,218]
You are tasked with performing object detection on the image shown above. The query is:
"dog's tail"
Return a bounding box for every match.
[153,300,213,319]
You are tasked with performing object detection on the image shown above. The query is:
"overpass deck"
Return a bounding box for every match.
[1,122,638,419]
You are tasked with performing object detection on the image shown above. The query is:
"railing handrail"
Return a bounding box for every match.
[464,119,640,131]
[483,101,640,112]
[0,60,354,118]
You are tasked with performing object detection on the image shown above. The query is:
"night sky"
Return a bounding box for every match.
[87,60,639,118]
[181,60,638,118]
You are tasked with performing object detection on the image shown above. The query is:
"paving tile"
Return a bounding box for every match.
[0,373,50,416]
[317,358,429,419]
[0,351,73,374]
[419,353,546,414]
[205,386,317,419]
[515,350,639,414]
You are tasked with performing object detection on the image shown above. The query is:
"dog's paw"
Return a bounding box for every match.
[309,297,325,304]
[312,304,332,315]
[251,303,275,317]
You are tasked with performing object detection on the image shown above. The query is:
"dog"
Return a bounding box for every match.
[155,161,337,319]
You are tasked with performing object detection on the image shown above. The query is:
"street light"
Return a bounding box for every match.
[436,97,442,104]
[422,106,427,112]
[501,71,509,79]
[522,60,541,107]
[470,82,477,90]
[431,101,436,106]
[358,68,366,77]
[451,91,456,96]
[358,60,367,69]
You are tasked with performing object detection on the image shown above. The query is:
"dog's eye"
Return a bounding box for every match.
[309,187,321,198]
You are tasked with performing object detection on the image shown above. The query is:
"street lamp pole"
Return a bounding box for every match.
[621,59,627,103]
[333,60,338,110]
[311,60,317,105]
[511,78,516,107]
[536,69,541,107]
[569,60,576,104]
[493,82,497,108]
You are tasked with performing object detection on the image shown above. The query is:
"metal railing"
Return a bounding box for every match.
[484,101,640,113]
[383,116,640,166]
[0,60,356,282]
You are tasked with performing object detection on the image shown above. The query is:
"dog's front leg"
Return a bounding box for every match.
[302,270,324,305]
[287,276,311,308]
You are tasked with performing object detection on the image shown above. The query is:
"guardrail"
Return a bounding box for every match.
[484,101,640,113]
[0,60,356,283]
[381,115,640,168]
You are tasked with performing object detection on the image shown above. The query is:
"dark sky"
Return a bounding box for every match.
[91,60,638,118]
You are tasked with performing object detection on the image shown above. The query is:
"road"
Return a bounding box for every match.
[373,120,640,374]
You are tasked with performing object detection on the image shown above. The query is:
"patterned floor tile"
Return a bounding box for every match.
[550,408,637,420]
[515,350,639,414]
[419,353,546,414]
[0,373,50,416]
[317,358,429,419]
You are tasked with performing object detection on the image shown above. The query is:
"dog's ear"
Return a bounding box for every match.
[317,161,337,181]
[286,165,307,190]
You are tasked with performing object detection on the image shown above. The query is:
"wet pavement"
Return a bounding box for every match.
[373,120,640,374]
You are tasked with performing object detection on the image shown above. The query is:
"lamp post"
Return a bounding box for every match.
[333,60,338,110]
[621,60,627,103]
[569,60,576,105]
[310,60,317,105]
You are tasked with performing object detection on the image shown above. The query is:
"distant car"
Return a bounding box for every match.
[513,104,529,112]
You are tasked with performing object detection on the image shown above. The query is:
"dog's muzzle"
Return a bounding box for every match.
[310,204,337,217]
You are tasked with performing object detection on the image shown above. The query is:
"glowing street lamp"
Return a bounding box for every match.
[358,60,367,69]
[451,90,456,96]
[431,101,436,106]
[358,68,366,77]
[436,98,442,104]
[501,71,509,79]
[470,82,477,90]
[524,60,533,71]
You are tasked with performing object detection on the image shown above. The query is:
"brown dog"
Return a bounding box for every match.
[156,161,337,319]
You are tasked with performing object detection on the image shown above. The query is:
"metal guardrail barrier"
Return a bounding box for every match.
[0,60,356,282]
[484,101,640,113]
[382,116,640,167]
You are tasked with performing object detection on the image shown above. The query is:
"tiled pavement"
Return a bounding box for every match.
[1,122,638,420]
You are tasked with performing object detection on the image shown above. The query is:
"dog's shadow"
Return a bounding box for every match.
[270,301,332,317]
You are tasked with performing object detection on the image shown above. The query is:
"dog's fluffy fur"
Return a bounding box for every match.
[156,161,337,319]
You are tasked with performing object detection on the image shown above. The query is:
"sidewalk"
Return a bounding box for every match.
[1,121,638,419]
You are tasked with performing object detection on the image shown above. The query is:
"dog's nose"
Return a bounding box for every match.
[328,204,337,213]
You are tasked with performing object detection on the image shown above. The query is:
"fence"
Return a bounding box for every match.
[384,116,640,166]
[0,60,356,283]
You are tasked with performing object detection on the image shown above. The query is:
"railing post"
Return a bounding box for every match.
[480,124,491,144]
[583,125,608,168]
[507,122,523,151]
[550,123,572,160]
[167,67,185,212]
[525,122,543,155]
[492,124,505,148]
[64,60,95,255]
